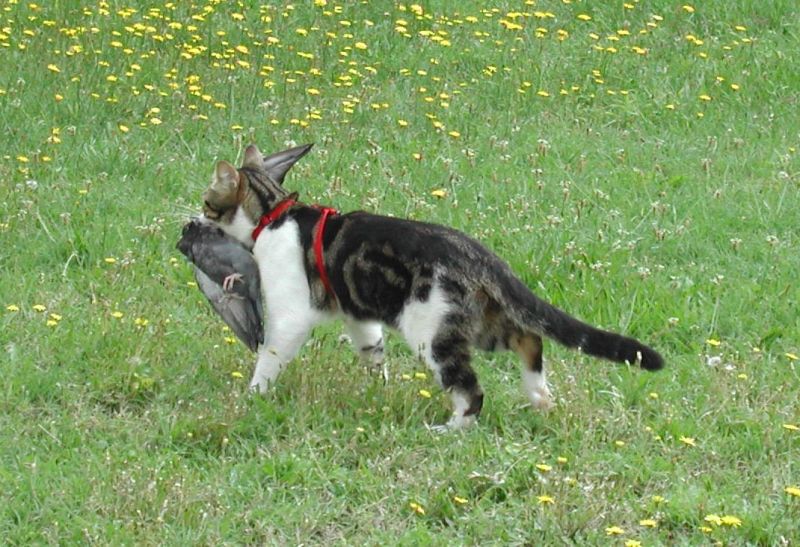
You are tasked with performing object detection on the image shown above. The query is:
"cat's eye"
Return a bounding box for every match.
[204,200,221,219]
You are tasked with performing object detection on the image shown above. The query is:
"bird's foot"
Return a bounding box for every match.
[222,272,243,291]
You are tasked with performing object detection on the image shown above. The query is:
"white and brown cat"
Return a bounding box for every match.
[198,143,664,429]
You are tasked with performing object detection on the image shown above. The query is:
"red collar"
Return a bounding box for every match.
[251,197,296,240]
[251,199,338,298]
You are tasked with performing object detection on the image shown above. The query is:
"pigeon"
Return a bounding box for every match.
[177,219,263,352]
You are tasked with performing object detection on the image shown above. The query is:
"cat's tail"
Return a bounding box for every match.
[495,276,664,370]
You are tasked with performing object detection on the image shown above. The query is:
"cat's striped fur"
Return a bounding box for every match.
[201,144,664,429]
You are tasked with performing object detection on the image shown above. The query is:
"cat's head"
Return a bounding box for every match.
[201,143,313,245]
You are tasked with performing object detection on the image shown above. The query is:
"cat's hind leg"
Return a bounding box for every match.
[399,290,483,430]
[343,318,387,382]
[511,332,553,411]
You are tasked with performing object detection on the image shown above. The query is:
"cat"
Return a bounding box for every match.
[199,143,664,430]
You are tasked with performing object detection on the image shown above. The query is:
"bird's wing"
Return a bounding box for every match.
[194,268,262,352]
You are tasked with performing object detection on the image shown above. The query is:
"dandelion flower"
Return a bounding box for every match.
[537,495,555,504]
[577,14,592,21]
[706,338,721,346]
[786,352,798,361]
[679,436,696,447]
[605,526,625,536]
[721,515,742,527]
[104,257,117,264]
[430,189,447,198]
[354,41,367,50]
[6,304,20,312]
[704,514,722,526]
[639,518,658,528]
[448,130,461,138]
[33,304,47,312]
[418,389,432,398]
[453,496,468,505]
[231,371,244,379]
[783,424,799,431]
[409,501,425,515]
[625,541,642,547]
[536,464,552,472]
[785,486,800,497]
[111,311,124,319]
[682,5,695,13]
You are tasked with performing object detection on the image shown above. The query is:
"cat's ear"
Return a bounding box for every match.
[242,144,263,169]
[262,143,314,185]
[211,160,239,195]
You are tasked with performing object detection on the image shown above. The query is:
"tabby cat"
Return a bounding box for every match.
[200,143,663,429]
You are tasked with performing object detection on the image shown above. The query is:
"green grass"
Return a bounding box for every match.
[1,0,799,544]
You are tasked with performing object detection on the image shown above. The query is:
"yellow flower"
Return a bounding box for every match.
[448,130,461,138]
[639,518,658,528]
[785,486,800,497]
[6,304,20,312]
[682,5,695,13]
[409,501,425,515]
[535,463,552,472]
[704,514,722,526]
[49,313,62,321]
[556,456,568,464]
[431,189,447,198]
[111,311,124,319]
[625,541,642,547]
[721,515,742,527]
[783,424,799,431]
[412,153,422,161]
[33,304,47,312]
[104,257,117,264]
[605,526,625,536]
[231,371,244,379]
[679,436,696,447]
[235,45,249,54]
[577,14,592,21]
[118,124,129,133]
[699,94,712,102]
[47,63,61,73]
[306,88,321,95]
[706,338,721,346]
[537,495,554,504]
[786,352,799,361]
[150,117,162,125]
[453,496,468,505]
[414,372,427,379]
[536,90,550,97]
[418,389,432,398]
[354,42,367,50]
[651,495,666,504]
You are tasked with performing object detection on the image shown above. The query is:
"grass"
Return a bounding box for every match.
[1,0,799,544]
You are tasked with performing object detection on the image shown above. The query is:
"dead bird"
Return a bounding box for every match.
[177,219,263,352]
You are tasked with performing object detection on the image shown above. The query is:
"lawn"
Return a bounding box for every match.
[1,0,799,544]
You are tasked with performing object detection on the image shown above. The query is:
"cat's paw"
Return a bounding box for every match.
[428,414,477,433]
[527,386,554,411]
[248,378,271,394]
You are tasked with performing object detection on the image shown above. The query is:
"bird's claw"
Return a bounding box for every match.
[222,272,243,292]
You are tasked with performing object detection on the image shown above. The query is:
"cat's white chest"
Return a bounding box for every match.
[252,218,318,321]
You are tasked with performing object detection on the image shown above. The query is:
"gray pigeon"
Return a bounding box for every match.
[177,219,263,352]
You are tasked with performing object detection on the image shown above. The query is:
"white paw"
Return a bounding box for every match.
[528,386,554,411]
[429,414,477,433]
[248,378,271,394]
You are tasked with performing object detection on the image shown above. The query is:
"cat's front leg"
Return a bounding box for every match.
[343,318,387,382]
[250,317,315,393]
